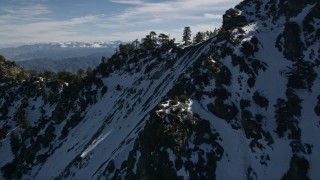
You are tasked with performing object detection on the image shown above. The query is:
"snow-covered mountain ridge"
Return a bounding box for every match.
[0,0,320,179]
[57,41,122,48]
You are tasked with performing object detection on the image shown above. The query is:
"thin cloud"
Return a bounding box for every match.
[103,0,238,28]
[96,0,240,42]
[0,0,242,44]
[4,4,50,14]
[109,0,145,5]
[204,13,222,19]
[103,22,222,43]
[0,3,51,23]
[0,14,105,44]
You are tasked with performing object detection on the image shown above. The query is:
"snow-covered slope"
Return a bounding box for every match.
[0,40,211,179]
[0,0,320,179]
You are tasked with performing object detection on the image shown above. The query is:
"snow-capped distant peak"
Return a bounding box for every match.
[57,41,121,48]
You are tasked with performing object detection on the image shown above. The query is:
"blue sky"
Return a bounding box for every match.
[0,0,242,46]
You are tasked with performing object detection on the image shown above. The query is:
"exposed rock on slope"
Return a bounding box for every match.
[0,55,30,82]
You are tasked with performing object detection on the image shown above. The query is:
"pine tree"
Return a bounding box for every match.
[118,43,134,55]
[10,132,20,155]
[182,27,191,46]
[77,69,85,79]
[193,32,205,44]
[158,33,176,50]
[158,33,169,45]
[141,31,158,50]
[213,28,219,36]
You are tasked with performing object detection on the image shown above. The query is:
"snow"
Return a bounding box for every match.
[80,129,114,158]
[191,100,246,179]
[1,2,320,179]
[0,136,14,168]
[191,99,293,179]
[290,3,317,25]
[25,97,43,126]
[58,41,121,48]
[132,150,141,173]
[185,4,319,178]
[298,79,320,179]
[176,166,189,180]
[26,42,211,179]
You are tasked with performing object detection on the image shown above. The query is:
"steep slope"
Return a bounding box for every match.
[0,41,211,179]
[1,0,320,179]
[103,0,320,179]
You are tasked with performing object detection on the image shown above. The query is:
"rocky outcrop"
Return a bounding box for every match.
[0,55,29,82]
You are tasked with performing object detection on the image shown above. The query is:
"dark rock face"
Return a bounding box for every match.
[283,21,304,61]
[111,100,224,180]
[223,8,248,30]
[282,154,310,180]
[278,0,316,19]
[315,96,320,116]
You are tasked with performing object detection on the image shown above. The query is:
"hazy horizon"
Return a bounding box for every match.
[0,0,241,46]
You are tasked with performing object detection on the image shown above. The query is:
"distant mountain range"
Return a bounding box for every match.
[15,53,105,73]
[0,41,121,61]
[0,41,121,73]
